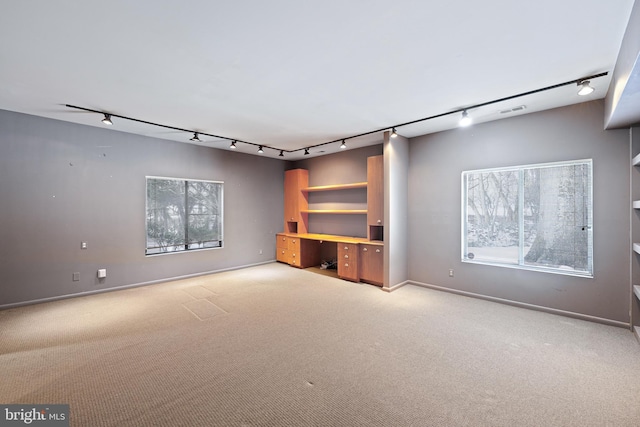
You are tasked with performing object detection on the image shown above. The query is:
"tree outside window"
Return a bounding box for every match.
[462,160,592,277]
[146,177,223,255]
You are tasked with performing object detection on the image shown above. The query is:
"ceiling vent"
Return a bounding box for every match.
[499,105,527,114]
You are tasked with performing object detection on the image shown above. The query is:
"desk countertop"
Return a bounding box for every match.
[278,232,383,246]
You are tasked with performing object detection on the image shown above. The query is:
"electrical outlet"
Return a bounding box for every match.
[449,269,454,277]
[72,272,80,281]
[81,242,87,249]
[259,249,263,255]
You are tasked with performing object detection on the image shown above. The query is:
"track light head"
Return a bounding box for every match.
[279,150,284,157]
[304,148,310,155]
[340,140,347,149]
[577,80,594,96]
[101,114,112,125]
[190,132,201,142]
[459,110,472,127]
[258,146,264,154]
[390,128,398,138]
[230,140,237,149]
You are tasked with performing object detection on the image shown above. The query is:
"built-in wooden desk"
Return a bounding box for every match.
[276,233,384,286]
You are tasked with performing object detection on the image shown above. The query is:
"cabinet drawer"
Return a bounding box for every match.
[338,243,359,282]
[276,234,288,249]
[288,238,301,267]
[288,238,301,252]
[276,248,288,263]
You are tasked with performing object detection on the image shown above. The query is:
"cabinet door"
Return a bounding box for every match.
[360,244,383,286]
[337,243,359,282]
[367,155,383,227]
[284,169,309,233]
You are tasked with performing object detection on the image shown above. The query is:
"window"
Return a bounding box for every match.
[146,177,223,255]
[462,160,592,277]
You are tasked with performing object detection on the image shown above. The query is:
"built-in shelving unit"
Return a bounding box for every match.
[634,284,640,341]
[302,182,367,192]
[278,155,384,287]
[301,209,367,214]
[303,181,368,216]
[632,141,640,343]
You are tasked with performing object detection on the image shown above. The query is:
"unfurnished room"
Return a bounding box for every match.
[2,1,640,426]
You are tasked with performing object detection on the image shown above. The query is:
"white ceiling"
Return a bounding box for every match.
[0,1,636,160]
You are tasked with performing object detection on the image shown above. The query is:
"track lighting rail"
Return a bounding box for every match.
[65,71,607,157]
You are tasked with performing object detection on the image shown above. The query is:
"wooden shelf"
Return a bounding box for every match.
[633,153,640,166]
[634,285,640,301]
[634,201,640,209]
[301,209,367,215]
[302,182,367,192]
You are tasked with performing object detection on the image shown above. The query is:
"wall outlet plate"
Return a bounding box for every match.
[72,272,80,281]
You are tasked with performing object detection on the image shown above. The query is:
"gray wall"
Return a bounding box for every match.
[383,132,409,289]
[291,144,383,237]
[0,109,285,307]
[407,100,631,324]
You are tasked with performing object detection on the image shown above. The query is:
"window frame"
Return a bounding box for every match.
[145,176,224,256]
[461,159,593,278]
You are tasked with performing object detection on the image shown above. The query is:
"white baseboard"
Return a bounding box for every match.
[406,280,630,329]
[0,260,276,310]
[382,280,410,293]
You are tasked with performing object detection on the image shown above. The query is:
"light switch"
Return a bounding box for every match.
[81,242,87,249]
[97,269,106,278]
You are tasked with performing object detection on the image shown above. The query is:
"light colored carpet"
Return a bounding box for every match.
[1,262,640,426]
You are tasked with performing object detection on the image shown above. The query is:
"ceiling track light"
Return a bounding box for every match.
[459,110,472,127]
[190,132,201,142]
[577,80,594,96]
[340,140,347,149]
[67,71,609,158]
[230,140,237,149]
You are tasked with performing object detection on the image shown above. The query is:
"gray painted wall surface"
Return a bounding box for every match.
[407,100,631,323]
[0,109,284,307]
[383,133,409,289]
[291,144,383,237]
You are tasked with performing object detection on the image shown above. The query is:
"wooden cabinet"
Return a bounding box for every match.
[338,243,359,282]
[367,155,384,240]
[284,169,309,233]
[359,244,383,286]
[279,155,384,287]
[276,233,288,263]
[276,234,321,269]
[288,237,301,267]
